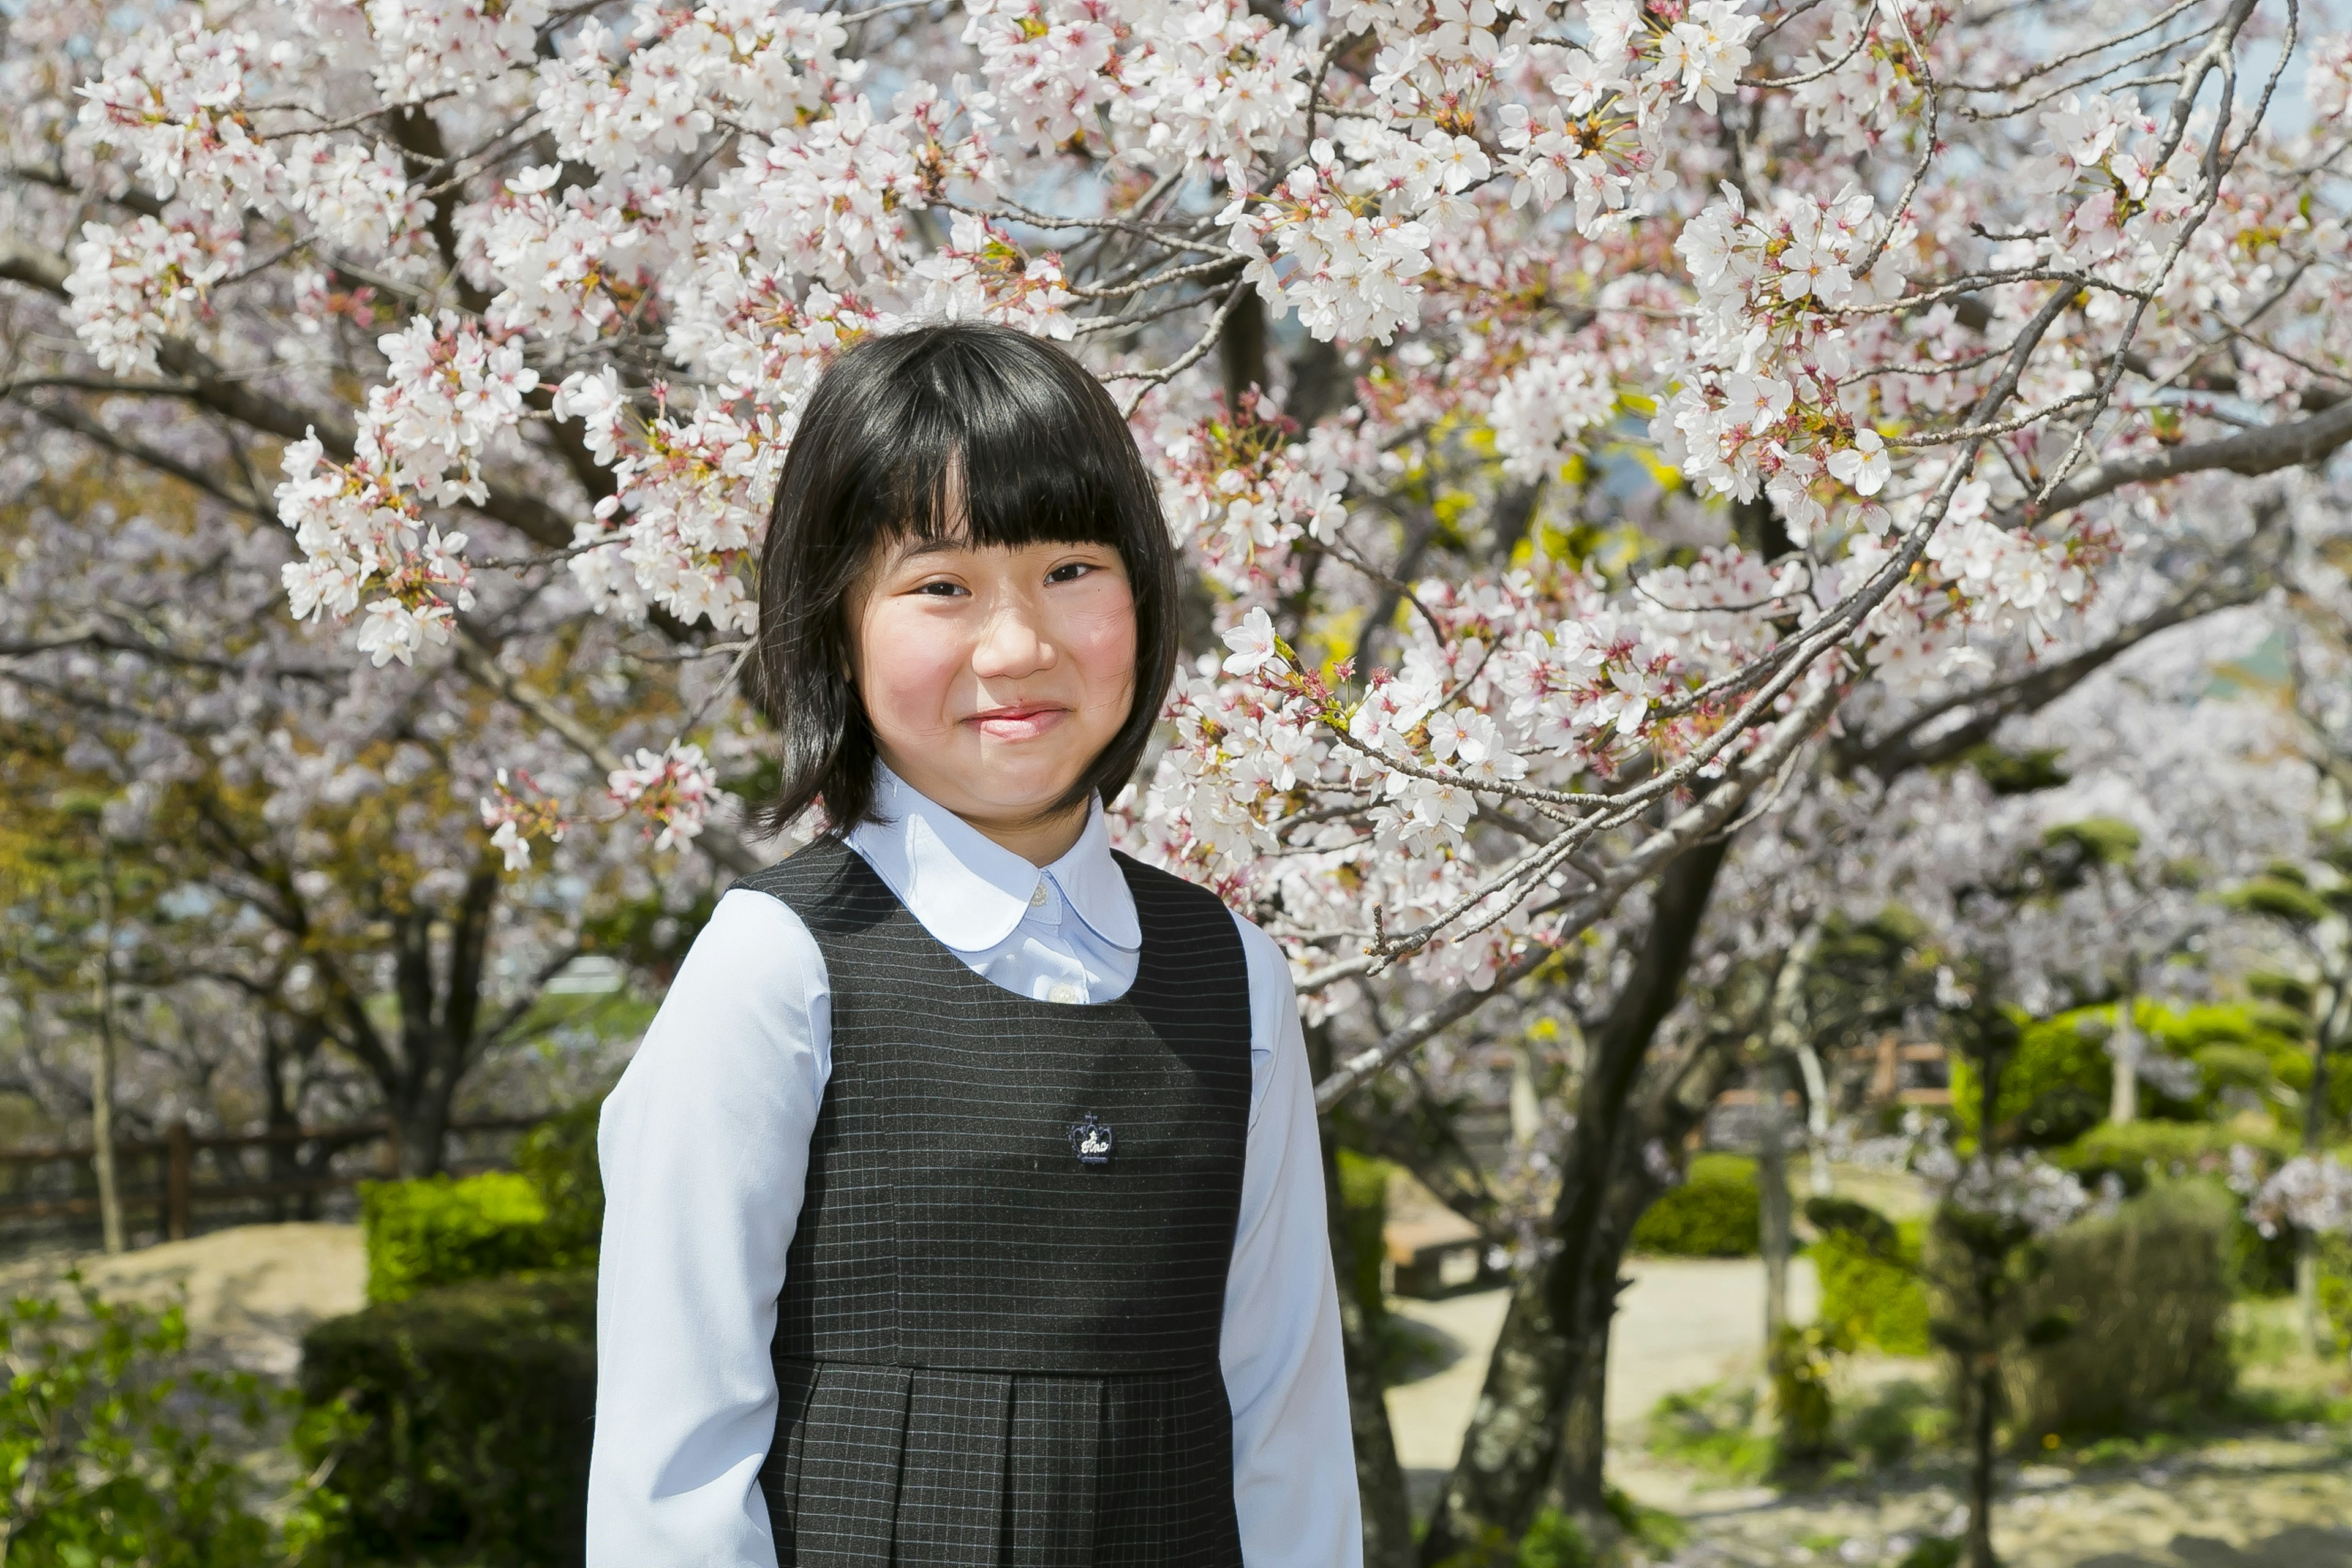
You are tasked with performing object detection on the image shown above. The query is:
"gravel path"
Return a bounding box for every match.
[1382,1257,2352,1566]
[1628,1432,2352,1567]
[0,1222,365,1376]
[1385,1258,1821,1471]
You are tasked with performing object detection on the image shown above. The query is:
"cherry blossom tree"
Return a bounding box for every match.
[9,0,2352,1553]
[0,442,730,1177]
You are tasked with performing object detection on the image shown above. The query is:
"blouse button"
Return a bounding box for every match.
[1049,983,1082,1005]
[1029,882,1049,908]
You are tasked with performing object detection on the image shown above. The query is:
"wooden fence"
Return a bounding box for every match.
[0,1114,545,1243]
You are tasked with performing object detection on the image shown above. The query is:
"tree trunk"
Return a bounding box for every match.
[2298,1011,2334,1354]
[91,871,126,1254]
[1310,1027,1415,1568]
[91,1000,124,1254]
[1220,291,1267,411]
[261,1014,305,1221]
[2108,997,2139,1125]
[1792,1037,1834,1197]
[1542,1308,1614,1528]
[1770,919,1828,1200]
[1420,1268,1568,1564]
[390,1067,458,1178]
[1961,1005,2013,1568]
[1758,1063,1793,1354]
[1420,839,1730,1564]
[1756,1067,1793,1441]
[1965,1346,2002,1568]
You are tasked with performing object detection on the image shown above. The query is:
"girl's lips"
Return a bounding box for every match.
[965,706,1068,741]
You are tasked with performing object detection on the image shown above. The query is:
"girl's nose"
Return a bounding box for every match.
[971,597,1057,679]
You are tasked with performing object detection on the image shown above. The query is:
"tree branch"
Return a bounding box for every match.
[1841,511,2283,778]
[2005,396,2352,529]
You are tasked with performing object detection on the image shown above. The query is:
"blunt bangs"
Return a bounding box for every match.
[747,322,1180,839]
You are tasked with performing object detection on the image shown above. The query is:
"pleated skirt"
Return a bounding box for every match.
[761,1357,1244,1567]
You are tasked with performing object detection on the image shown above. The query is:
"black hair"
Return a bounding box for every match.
[745,321,1179,839]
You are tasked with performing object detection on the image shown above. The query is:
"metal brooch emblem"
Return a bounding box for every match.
[1069,1113,1115,1169]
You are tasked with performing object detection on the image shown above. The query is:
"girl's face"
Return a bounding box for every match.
[849,530,1136,861]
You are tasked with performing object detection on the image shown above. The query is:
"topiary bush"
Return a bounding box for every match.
[1334,1147,1391,1317]
[2000,1180,2236,1442]
[1629,1152,1760,1257]
[1807,1198,1931,1357]
[358,1170,576,1304]
[516,1094,608,1262]
[1951,1009,2114,1139]
[298,1271,597,1567]
[2062,1120,2291,1193]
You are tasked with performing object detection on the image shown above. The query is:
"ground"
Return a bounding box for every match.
[1382,1257,2352,1567]
[0,1221,364,1376]
[1628,1432,2352,1567]
[9,1223,2350,1567]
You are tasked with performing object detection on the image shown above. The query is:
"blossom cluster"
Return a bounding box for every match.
[276,318,537,665]
[1915,1135,2098,1239]
[2236,1150,2352,1240]
[1153,396,1351,600]
[34,0,2350,923]
[606,741,725,853]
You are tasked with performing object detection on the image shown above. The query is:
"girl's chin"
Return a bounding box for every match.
[959,766,1084,805]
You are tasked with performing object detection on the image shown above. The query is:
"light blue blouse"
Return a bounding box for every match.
[586,765,1363,1566]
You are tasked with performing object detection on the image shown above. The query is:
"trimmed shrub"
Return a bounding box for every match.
[1952,1009,2114,1137]
[1334,1147,1391,1316]
[2001,1181,2236,1441]
[2062,1119,2291,1193]
[358,1170,573,1304]
[1954,1001,2320,1137]
[517,1095,607,1261]
[1836,1377,1947,1469]
[1810,1214,1931,1357]
[1516,1510,1594,1568]
[298,1272,597,1567]
[2320,1236,2352,1356]
[1630,1153,1760,1257]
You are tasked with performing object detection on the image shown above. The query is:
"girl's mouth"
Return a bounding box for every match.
[965,704,1068,742]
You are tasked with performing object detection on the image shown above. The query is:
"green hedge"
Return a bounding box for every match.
[1952,1001,2321,1139]
[1809,1208,1931,1357]
[2323,1238,2352,1356]
[1334,1148,1390,1318]
[517,1096,606,1261]
[1630,1153,1759,1257]
[2062,1120,2292,1190]
[1952,1009,2116,1137]
[358,1171,582,1305]
[2000,1180,2236,1440]
[360,1094,609,1304]
[298,1272,597,1566]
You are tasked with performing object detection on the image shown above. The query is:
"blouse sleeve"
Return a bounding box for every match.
[1221,914,1365,1568]
[587,888,832,1568]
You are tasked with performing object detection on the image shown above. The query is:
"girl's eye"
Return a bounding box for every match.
[1046,561,1096,584]
[912,579,967,598]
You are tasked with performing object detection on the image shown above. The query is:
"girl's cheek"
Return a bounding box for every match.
[1063,584,1137,678]
[859,603,970,737]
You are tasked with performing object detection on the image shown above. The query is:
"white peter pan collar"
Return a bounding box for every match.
[846,764,1142,957]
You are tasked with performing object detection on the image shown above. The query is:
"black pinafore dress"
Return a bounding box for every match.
[733,838,1254,1568]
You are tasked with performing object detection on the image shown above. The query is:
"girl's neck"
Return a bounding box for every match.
[957,797,1091,867]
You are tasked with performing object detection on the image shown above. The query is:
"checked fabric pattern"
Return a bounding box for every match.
[734,839,1255,1567]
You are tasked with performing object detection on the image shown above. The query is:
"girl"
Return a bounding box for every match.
[586,323,1361,1567]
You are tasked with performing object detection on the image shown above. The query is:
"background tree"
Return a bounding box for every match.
[7,1,2352,1559]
